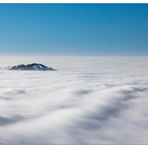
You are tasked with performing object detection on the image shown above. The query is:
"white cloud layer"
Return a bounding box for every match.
[0,56,148,144]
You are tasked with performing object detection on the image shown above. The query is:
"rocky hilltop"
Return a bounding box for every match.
[8,63,55,71]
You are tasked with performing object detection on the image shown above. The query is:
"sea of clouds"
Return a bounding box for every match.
[0,56,148,144]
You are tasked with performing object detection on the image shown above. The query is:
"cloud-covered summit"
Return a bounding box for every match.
[8,63,55,71]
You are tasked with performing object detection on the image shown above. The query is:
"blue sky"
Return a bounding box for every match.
[0,4,148,55]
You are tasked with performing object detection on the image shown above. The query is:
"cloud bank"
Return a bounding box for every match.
[0,56,148,144]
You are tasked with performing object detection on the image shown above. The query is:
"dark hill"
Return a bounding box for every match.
[8,63,55,71]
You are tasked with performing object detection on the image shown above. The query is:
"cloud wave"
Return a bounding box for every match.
[0,56,148,144]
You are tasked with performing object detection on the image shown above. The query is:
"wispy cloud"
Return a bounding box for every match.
[0,56,148,144]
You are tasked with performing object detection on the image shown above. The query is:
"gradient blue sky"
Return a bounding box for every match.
[0,4,148,55]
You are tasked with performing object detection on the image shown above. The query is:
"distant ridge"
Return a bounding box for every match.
[8,63,55,71]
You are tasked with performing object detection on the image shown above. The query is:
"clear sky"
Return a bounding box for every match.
[0,4,148,56]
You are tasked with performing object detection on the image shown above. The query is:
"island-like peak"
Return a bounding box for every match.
[8,63,55,71]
